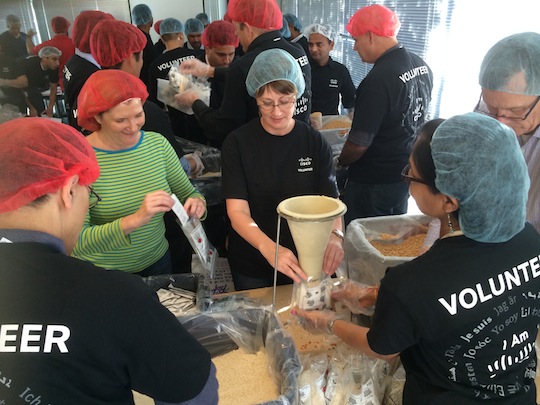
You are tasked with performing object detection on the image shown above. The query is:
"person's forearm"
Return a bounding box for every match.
[338,140,368,166]
[229,210,274,255]
[332,321,399,361]
[0,76,28,88]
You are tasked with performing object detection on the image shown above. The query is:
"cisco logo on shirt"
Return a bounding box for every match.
[298,157,313,173]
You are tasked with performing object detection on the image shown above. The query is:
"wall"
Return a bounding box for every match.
[130,0,204,43]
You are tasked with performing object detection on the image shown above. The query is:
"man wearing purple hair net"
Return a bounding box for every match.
[476,32,540,233]
[132,3,155,86]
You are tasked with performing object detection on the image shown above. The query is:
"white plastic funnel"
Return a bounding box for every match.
[277,195,347,279]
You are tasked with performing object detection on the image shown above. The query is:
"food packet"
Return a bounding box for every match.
[170,194,217,278]
[157,63,211,115]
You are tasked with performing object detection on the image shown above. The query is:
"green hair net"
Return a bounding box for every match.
[245,49,305,98]
[431,112,529,243]
[479,32,540,95]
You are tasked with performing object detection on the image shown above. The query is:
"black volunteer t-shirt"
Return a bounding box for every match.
[368,224,540,404]
[221,119,338,280]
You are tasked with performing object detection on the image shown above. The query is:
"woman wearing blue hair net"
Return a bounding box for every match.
[221,48,344,290]
[295,112,540,404]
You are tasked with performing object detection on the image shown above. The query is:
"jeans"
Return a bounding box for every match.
[343,180,409,226]
[136,251,172,277]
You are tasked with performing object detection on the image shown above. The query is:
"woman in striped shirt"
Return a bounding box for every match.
[73,70,206,275]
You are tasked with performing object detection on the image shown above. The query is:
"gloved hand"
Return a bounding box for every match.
[331,279,378,315]
[292,307,342,335]
[185,152,205,178]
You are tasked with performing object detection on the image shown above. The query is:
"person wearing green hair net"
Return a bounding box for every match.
[295,112,540,404]
[221,48,344,291]
[477,32,540,233]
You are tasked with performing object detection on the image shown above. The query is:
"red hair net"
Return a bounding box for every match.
[346,5,401,38]
[0,118,99,213]
[72,10,114,53]
[227,0,282,30]
[51,16,70,34]
[77,70,149,132]
[201,21,239,48]
[90,20,147,68]
[154,19,163,35]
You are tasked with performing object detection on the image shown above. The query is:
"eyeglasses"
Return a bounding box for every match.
[401,164,430,186]
[88,186,102,209]
[474,93,540,122]
[257,99,296,112]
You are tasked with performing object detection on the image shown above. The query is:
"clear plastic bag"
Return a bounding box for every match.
[157,63,211,115]
[344,214,431,285]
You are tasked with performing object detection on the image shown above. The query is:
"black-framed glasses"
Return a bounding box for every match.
[88,186,102,209]
[257,98,296,112]
[474,93,540,122]
[401,164,430,186]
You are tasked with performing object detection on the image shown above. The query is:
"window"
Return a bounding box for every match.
[281,0,538,119]
[1,0,131,45]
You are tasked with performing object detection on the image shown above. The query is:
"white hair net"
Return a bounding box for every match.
[160,18,183,35]
[479,32,540,96]
[431,112,528,243]
[38,46,62,58]
[245,49,305,98]
[304,23,336,43]
[132,4,152,26]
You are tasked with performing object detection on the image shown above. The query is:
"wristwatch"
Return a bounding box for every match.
[332,229,344,241]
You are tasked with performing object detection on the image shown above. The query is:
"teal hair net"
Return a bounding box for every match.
[304,23,336,43]
[132,4,152,26]
[245,48,305,98]
[195,13,210,26]
[283,13,302,31]
[479,32,540,96]
[431,112,529,243]
[185,18,204,34]
[280,17,291,39]
[160,18,183,36]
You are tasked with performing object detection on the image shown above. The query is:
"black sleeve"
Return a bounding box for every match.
[120,276,212,402]
[143,101,186,158]
[220,129,248,200]
[340,65,356,109]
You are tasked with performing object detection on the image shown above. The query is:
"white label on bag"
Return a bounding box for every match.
[171,194,189,225]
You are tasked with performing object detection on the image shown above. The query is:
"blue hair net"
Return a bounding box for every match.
[431,112,529,243]
[283,13,302,31]
[280,17,291,39]
[479,32,540,96]
[304,23,336,43]
[159,18,183,36]
[246,48,305,98]
[195,13,210,25]
[185,18,204,34]
[132,4,152,26]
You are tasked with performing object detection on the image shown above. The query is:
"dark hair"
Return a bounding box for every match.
[106,51,142,70]
[255,80,296,98]
[411,118,445,194]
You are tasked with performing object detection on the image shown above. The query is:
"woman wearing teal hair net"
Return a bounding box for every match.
[295,112,540,404]
[221,48,344,290]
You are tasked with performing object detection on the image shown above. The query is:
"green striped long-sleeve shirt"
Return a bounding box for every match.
[72,131,203,273]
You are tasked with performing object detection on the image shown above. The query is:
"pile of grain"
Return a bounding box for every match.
[322,119,351,130]
[370,233,426,257]
[213,349,279,404]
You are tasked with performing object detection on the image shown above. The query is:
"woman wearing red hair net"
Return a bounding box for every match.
[0,117,218,404]
[73,70,206,275]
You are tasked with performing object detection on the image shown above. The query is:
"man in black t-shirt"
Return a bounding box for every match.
[0,15,28,62]
[305,23,355,117]
[336,5,433,224]
[132,4,155,88]
[63,10,114,131]
[16,46,61,117]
